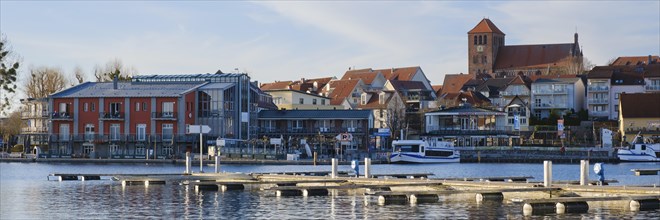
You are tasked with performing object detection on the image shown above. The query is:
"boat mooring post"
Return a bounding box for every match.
[215,155,220,173]
[364,157,371,178]
[331,158,338,178]
[580,160,589,186]
[544,160,553,187]
[313,152,317,166]
[185,152,191,174]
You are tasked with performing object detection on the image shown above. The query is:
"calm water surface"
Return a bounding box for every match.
[1,162,659,219]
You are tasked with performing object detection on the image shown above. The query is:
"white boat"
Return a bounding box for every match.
[390,139,460,163]
[617,133,660,162]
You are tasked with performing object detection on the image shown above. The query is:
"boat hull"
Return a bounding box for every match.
[617,151,660,162]
[389,153,460,163]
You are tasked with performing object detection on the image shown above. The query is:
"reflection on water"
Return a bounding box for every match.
[1,162,659,219]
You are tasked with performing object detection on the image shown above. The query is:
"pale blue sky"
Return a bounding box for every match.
[1,1,659,88]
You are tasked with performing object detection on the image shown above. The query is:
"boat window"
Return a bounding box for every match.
[425,150,453,157]
[421,146,424,153]
[641,145,646,151]
[631,145,635,150]
[394,145,420,152]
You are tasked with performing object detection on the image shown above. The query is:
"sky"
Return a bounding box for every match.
[1,1,659,91]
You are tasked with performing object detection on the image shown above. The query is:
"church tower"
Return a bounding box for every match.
[467,18,505,77]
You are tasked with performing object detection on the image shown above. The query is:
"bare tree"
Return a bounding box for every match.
[0,110,21,149]
[386,97,407,141]
[73,65,85,85]
[25,66,68,98]
[0,36,20,116]
[94,58,137,82]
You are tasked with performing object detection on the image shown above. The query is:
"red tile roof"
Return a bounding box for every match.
[441,73,473,94]
[358,91,396,109]
[610,55,659,66]
[468,18,505,35]
[328,79,361,105]
[260,81,293,91]
[620,93,660,118]
[388,80,426,91]
[432,85,443,95]
[493,44,577,70]
[378,66,420,81]
[341,70,381,84]
[509,75,527,85]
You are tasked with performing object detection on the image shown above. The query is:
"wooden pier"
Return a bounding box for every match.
[47,168,660,216]
[631,168,660,176]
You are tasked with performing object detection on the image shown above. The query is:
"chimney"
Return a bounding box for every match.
[113,76,118,89]
[574,32,578,45]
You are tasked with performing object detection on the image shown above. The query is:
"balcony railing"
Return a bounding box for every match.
[152,112,177,120]
[646,85,660,91]
[49,134,199,143]
[21,111,50,119]
[425,126,512,135]
[532,88,567,94]
[50,112,73,120]
[587,98,609,104]
[258,127,366,134]
[588,86,609,91]
[500,91,530,96]
[21,127,48,133]
[590,110,609,115]
[507,112,527,117]
[99,112,124,120]
[533,103,568,109]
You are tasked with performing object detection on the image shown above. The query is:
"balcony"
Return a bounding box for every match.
[258,127,366,135]
[533,103,568,109]
[425,126,512,135]
[50,112,73,120]
[21,127,48,133]
[500,91,530,96]
[99,112,124,120]
[587,98,609,104]
[532,88,567,95]
[646,84,660,91]
[21,111,49,119]
[588,85,609,92]
[152,112,177,120]
[590,110,609,115]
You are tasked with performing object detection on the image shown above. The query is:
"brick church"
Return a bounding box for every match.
[467,18,584,78]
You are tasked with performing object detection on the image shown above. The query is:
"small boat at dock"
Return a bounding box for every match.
[390,139,460,163]
[617,133,660,162]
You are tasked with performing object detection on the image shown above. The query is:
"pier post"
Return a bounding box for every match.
[313,152,317,166]
[331,158,338,178]
[543,160,553,187]
[364,158,371,178]
[580,160,589,186]
[185,152,191,174]
[214,155,220,173]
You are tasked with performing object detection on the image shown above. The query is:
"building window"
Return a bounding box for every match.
[91,103,95,112]
[473,36,477,45]
[379,109,383,118]
[299,98,304,104]
[83,103,88,112]
[137,124,146,141]
[110,124,120,141]
[321,99,326,105]
[83,144,94,155]
[142,102,147,111]
[313,99,317,105]
[162,124,173,141]
[615,105,619,112]
[615,93,620,99]
[478,36,482,45]
[135,102,140,112]
[483,35,487,45]
[109,102,121,117]
[59,124,70,141]
[85,124,95,141]
[163,102,174,117]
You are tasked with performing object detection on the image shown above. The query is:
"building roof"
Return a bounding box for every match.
[266,89,330,99]
[388,80,427,91]
[587,66,615,79]
[260,81,293,91]
[468,18,505,35]
[341,70,382,84]
[509,75,528,85]
[611,72,645,86]
[428,103,504,115]
[327,79,361,105]
[51,81,206,98]
[620,93,660,118]
[533,77,581,84]
[494,43,577,70]
[258,109,372,119]
[610,55,659,66]
[379,66,420,81]
[441,73,473,94]
[441,91,491,106]
[358,91,397,109]
[475,78,514,95]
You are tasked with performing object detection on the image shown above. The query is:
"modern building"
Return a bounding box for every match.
[264,89,336,110]
[424,103,517,147]
[46,72,273,158]
[257,109,373,157]
[587,63,657,120]
[18,98,50,153]
[530,76,585,119]
[467,18,583,78]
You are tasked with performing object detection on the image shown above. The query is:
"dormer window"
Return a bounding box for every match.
[361,93,368,105]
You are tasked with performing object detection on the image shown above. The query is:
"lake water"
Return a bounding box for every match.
[1,162,659,219]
